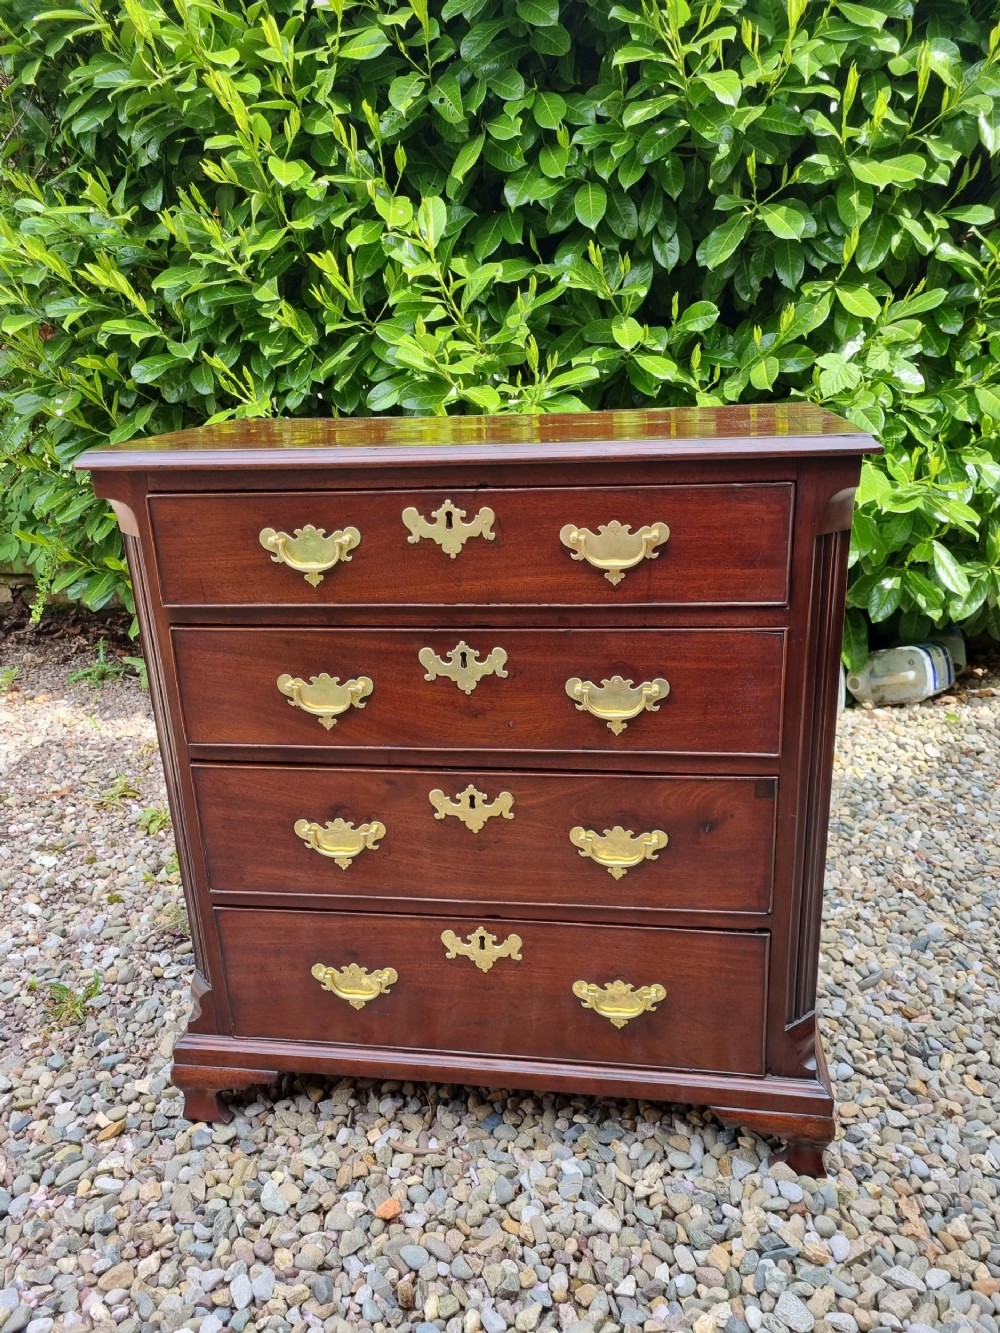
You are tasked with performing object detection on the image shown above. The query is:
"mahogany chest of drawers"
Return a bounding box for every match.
[79,405,874,1173]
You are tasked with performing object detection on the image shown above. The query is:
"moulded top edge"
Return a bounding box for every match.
[75,404,878,473]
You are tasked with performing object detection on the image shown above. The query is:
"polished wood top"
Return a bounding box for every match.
[77,404,876,473]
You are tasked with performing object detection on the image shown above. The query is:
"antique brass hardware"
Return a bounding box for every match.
[402,499,496,557]
[569,825,668,879]
[429,784,515,833]
[293,817,386,869]
[276,672,373,730]
[258,523,360,586]
[560,520,669,585]
[441,926,523,974]
[311,962,397,1009]
[419,641,508,695]
[571,979,667,1029]
[565,675,670,735]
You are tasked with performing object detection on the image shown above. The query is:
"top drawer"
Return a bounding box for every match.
[148,484,792,608]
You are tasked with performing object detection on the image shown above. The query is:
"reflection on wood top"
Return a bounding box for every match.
[77,403,877,472]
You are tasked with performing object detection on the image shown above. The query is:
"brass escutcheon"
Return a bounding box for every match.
[419,641,508,695]
[293,817,386,870]
[276,672,373,730]
[565,674,670,735]
[259,523,360,586]
[560,520,669,585]
[569,825,669,879]
[311,962,397,1009]
[402,499,496,557]
[429,784,515,833]
[441,926,523,973]
[572,979,667,1029]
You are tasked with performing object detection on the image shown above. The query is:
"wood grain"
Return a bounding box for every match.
[216,908,769,1076]
[173,626,785,756]
[149,484,792,608]
[193,764,776,913]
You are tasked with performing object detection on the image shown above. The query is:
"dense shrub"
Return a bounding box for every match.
[1,0,999,654]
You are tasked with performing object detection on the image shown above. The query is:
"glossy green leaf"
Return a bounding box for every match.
[975,384,1000,420]
[697,70,741,106]
[533,91,566,129]
[574,182,607,230]
[612,315,644,350]
[416,196,447,248]
[931,541,971,596]
[338,29,390,60]
[849,154,925,187]
[836,285,882,319]
[450,134,485,184]
[515,0,558,25]
[758,202,808,240]
[695,213,751,269]
[868,574,901,622]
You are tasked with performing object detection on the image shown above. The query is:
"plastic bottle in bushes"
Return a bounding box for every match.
[845,632,963,706]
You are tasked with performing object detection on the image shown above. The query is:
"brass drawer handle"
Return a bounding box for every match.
[565,674,670,734]
[560,520,669,585]
[277,672,372,730]
[570,825,668,879]
[441,926,523,973]
[572,979,667,1028]
[259,523,360,586]
[311,963,397,1009]
[419,640,508,695]
[429,784,514,833]
[293,817,385,869]
[402,499,496,557]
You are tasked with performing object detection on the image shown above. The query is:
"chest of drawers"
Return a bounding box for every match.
[79,404,874,1174]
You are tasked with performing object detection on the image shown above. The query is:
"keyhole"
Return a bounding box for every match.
[444,509,454,530]
[468,794,476,809]
[478,935,486,952]
[459,651,468,669]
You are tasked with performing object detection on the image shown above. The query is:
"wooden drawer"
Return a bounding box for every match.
[149,484,792,608]
[194,765,775,914]
[216,908,768,1075]
[173,627,784,757]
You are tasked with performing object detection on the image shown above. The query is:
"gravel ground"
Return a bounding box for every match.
[1,632,999,1333]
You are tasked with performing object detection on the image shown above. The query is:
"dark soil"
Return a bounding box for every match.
[0,583,134,657]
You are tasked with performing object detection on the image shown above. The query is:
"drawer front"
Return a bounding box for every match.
[149,484,792,608]
[194,765,775,913]
[217,909,768,1075]
[174,627,784,756]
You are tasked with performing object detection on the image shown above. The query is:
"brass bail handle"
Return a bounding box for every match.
[259,523,361,586]
[565,674,670,734]
[560,520,669,585]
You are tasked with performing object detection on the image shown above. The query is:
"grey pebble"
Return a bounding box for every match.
[773,1291,814,1332]
[591,1207,622,1234]
[250,1270,275,1302]
[399,1244,430,1270]
[829,1233,852,1264]
[229,1275,253,1311]
[258,1181,289,1216]
[493,1176,515,1206]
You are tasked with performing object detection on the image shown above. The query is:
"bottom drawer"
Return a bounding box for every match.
[216,909,767,1076]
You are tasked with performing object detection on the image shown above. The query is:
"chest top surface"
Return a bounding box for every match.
[77,403,873,476]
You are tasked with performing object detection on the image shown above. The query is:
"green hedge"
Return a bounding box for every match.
[1,0,999,655]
